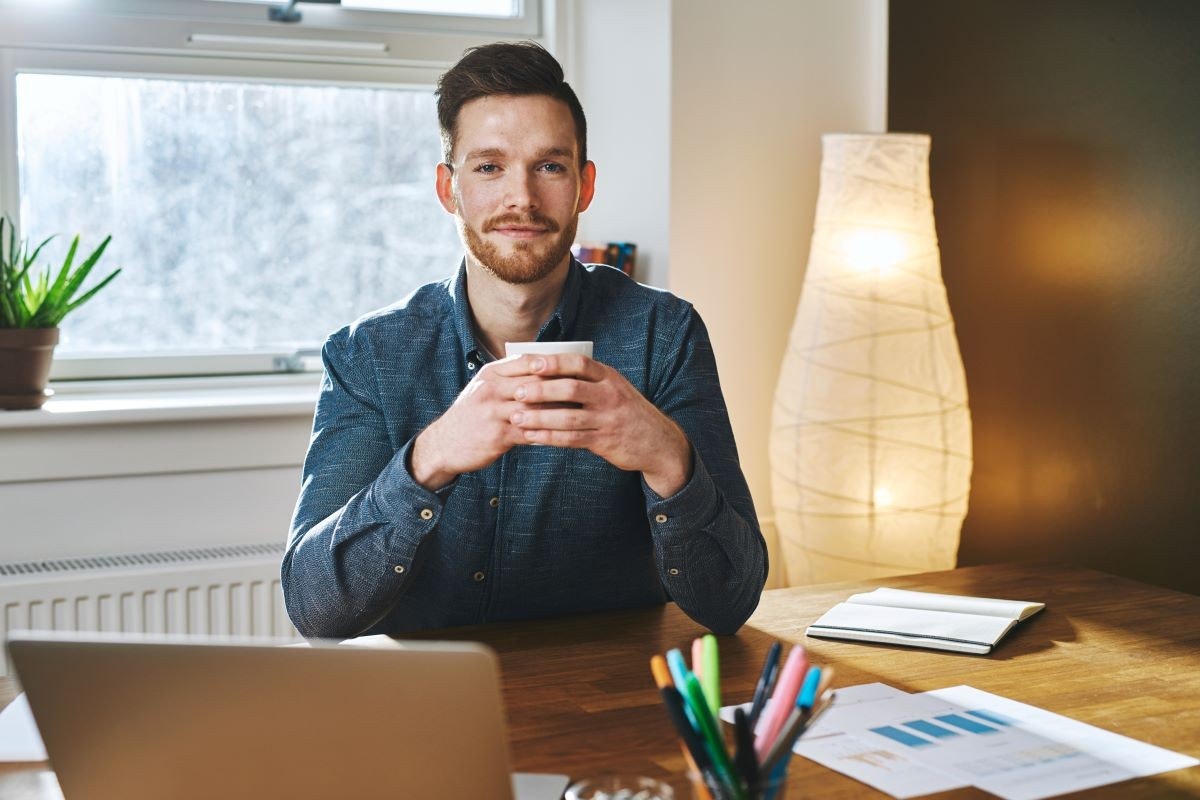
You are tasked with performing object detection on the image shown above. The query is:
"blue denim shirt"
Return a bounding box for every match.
[283,259,766,638]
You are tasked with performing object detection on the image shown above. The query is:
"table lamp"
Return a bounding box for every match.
[770,133,972,584]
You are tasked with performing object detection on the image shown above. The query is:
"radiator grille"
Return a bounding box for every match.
[0,542,298,676]
[0,542,284,577]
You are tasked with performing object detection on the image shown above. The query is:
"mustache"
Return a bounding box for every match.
[483,213,560,233]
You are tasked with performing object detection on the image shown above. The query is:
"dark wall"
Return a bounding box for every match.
[889,0,1200,594]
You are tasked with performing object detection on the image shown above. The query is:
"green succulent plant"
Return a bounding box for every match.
[0,216,121,329]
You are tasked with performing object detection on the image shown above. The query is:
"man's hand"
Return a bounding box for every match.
[410,356,543,491]
[507,354,694,497]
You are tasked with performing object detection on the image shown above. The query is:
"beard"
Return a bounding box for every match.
[461,210,579,285]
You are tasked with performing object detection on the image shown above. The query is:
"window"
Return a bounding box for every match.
[18,72,458,360]
[0,0,555,379]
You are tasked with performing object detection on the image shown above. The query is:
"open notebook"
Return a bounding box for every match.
[806,588,1045,655]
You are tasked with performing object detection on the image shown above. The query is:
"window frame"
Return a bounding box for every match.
[0,0,558,381]
[3,0,540,39]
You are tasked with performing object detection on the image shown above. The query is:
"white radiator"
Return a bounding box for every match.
[0,542,299,676]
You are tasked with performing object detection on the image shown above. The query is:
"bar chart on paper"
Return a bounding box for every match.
[876,708,1016,742]
[791,685,1198,800]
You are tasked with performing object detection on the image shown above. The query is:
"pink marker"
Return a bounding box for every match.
[754,644,809,761]
[691,637,705,681]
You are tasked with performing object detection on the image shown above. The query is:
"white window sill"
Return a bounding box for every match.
[0,374,321,430]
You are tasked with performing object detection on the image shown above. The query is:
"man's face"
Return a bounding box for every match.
[436,94,595,285]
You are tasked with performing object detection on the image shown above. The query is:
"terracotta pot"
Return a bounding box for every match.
[0,327,60,410]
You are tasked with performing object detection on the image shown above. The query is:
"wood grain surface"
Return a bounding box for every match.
[2,563,1198,798]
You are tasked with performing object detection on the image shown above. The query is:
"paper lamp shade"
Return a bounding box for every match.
[770,133,972,584]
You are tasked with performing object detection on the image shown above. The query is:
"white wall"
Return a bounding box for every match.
[0,406,311,561]
[668,0,888,586]
[570,0,671,288]
[571,0,889,587]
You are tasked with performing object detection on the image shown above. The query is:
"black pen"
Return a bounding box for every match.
[747,641,782,730]
[733,706,760,791]
[660,685,733,800]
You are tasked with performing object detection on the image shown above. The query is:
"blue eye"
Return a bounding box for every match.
[539,162,566,174]
[475,163,499,174]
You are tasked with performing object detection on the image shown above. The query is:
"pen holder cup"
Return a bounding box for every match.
[686,770,788,800]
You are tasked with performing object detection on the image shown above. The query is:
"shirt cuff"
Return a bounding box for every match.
[367,435,457,530]
[642,444,721,540]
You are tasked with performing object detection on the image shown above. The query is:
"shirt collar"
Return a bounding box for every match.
[448,257,585,366]
[448,259,480,364]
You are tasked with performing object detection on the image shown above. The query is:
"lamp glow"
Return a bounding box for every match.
[770,133,972,584]
[873,487,894,509]
[841,229,907,274]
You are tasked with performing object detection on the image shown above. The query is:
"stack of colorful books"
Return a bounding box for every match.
[572,241,637,277]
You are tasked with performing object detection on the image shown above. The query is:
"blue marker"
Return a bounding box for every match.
[798,666,822,709]
[666,648,691,693]
[665,649,700,730]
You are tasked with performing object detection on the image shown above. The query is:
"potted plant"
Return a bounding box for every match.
[0,217,121,410]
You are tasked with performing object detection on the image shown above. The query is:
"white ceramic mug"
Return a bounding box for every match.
[504,340,594,358]
[505,341,594,446]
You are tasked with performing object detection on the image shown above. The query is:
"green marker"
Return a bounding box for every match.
[702,634,721,719]
[683,672,745,800]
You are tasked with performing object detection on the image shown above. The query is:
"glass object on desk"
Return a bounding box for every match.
[566,774,675,800]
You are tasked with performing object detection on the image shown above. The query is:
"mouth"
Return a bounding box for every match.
[492,226,550,239]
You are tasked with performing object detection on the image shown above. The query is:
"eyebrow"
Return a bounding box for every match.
[461,146,575,162]
[533,147,574,160]
[463,148,505,161]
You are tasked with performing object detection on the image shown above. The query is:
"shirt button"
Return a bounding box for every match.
[394,565,406,574]
[655,513,669,524]
[668,568,680,576]
[473,571,486,582]
[489,496,499,508]
[419,508,434,520]
[467,361,477,370]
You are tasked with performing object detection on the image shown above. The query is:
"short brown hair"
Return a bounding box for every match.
[436,41,587,166]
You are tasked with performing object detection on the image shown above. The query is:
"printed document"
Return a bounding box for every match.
[0,694,47,762]
[779,684,1197,799]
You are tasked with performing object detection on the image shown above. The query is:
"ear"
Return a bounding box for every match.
[576,161,597,214]
[435,162,457,214]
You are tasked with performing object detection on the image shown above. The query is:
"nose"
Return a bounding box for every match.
[503,169,538,211]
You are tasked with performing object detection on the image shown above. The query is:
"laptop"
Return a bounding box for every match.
[7,632,569,800]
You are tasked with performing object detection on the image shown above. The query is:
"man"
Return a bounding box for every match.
[283,41,765,639]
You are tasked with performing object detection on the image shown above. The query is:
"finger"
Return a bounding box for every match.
[486,353,549,378]
[522,428,593,448]
[530,353,606,381]
[460,373,525,405]
[514,377,597,405]
[497,402,538,445]
[510,407,597,431]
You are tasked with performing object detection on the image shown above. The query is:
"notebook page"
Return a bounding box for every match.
[848,588,1044,620]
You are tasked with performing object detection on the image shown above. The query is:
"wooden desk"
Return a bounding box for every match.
[2,563,1198,798]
